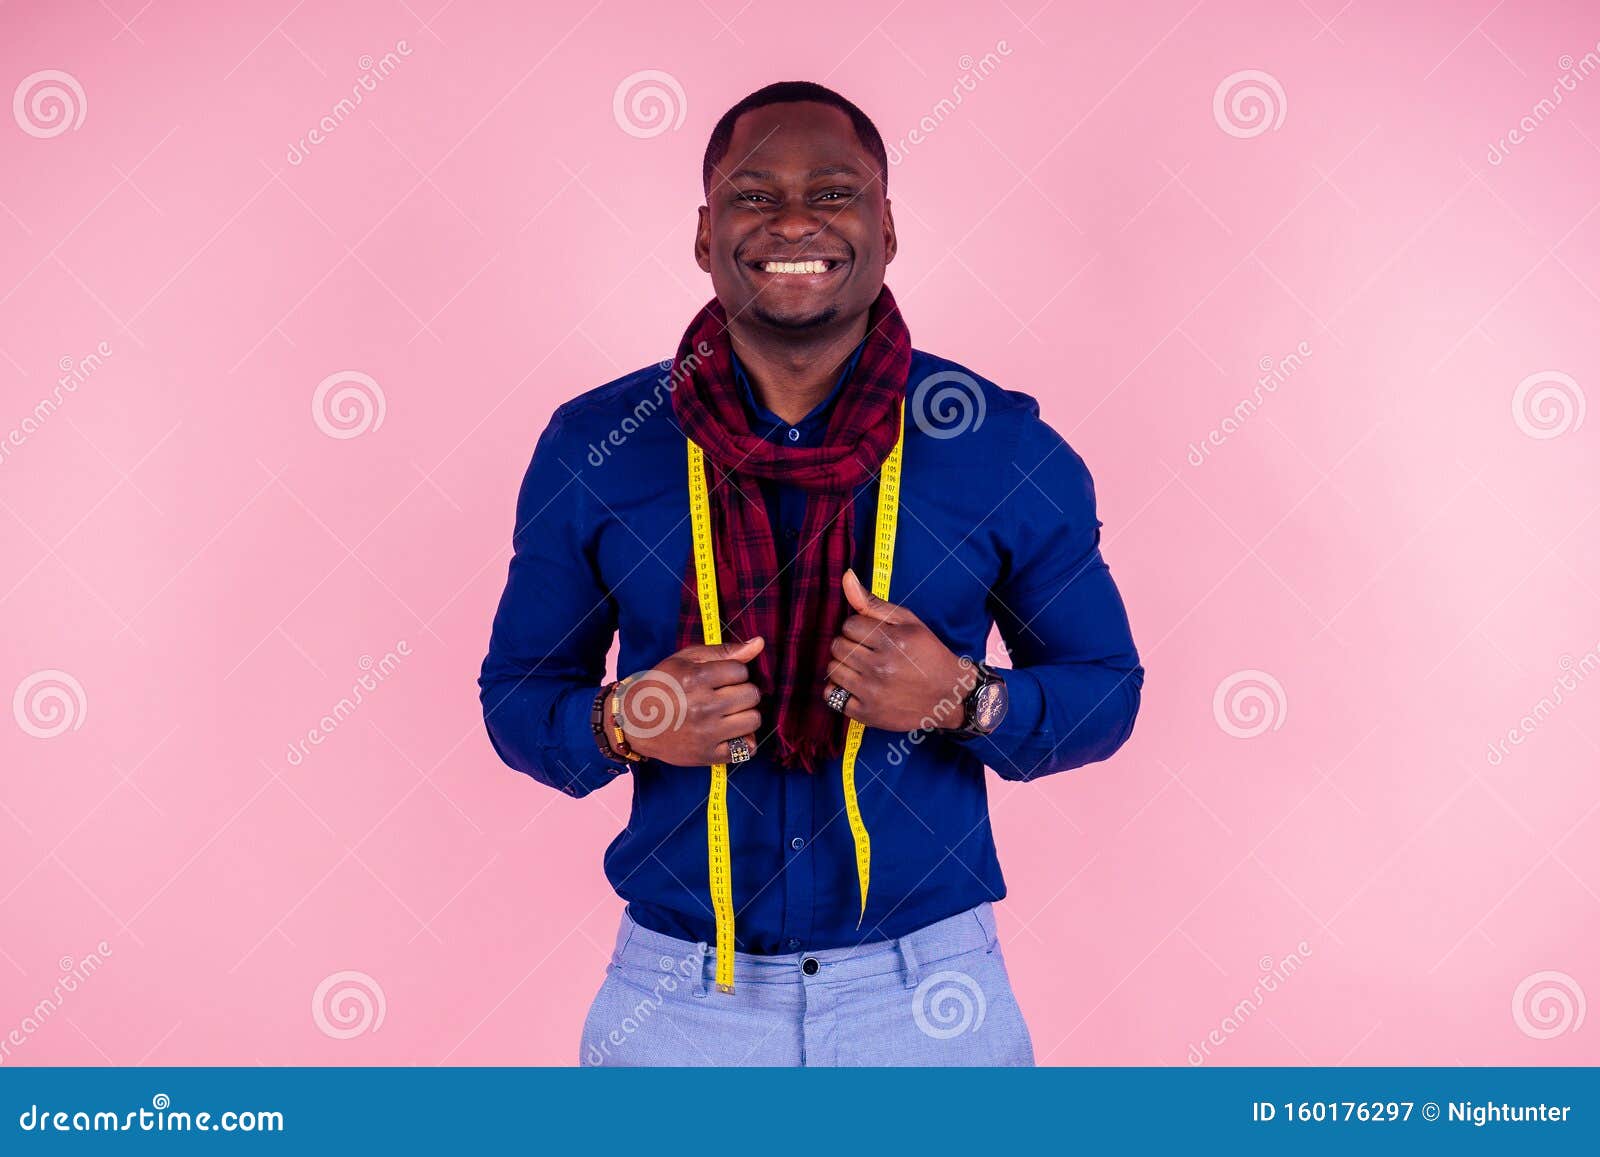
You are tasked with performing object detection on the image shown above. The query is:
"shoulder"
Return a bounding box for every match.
[535,362,686,465]
[551,361,682,431]
[904,348,1090,481]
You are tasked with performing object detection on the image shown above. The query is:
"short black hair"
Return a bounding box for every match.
[702,81,888,198]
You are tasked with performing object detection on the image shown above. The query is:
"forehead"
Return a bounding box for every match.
[722,101,873,176]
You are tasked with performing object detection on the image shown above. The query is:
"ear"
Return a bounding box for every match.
[882,198,897,266]
[694,204,711,273]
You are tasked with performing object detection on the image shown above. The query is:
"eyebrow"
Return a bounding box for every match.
[727,164,864,181]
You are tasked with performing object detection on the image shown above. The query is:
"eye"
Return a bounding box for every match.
[735,191,772,204]
[816,189,857,202]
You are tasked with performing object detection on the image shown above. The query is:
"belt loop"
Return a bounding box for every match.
[693,940,710,999]
[975,902,997,953]
[897,934,921,989]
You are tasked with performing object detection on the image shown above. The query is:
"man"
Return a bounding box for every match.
[479,80,1143,1066]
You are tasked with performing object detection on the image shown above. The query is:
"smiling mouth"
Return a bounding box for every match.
[747,258,847,276]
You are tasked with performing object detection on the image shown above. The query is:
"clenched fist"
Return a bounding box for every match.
[616,637,765,767]
[823,569,977,733]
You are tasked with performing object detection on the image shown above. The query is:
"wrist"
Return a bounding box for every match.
[590,679,644,767]
[935,659,1008,738]
[925,653,979,730]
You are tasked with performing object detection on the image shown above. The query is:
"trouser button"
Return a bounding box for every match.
[801,956,820,976]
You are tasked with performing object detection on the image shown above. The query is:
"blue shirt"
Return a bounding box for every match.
[479,343,1144,953]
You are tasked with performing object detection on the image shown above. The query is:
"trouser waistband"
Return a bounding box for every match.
[608,903,1000,998]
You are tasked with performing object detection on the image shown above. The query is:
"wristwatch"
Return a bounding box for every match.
[939,662,1008,739]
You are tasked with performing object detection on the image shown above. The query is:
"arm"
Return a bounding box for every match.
[963,410,1144,781]
[478,407,625,798]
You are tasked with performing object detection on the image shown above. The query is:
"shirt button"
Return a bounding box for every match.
[786,428,800,442]
[789,836,804,850]
[801,956,820,976]
[786,938,801,949]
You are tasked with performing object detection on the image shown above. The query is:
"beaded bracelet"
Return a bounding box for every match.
[606,676,646,763]
[589,680,634,766]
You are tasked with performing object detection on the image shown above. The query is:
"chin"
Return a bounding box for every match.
[751,302,841,330]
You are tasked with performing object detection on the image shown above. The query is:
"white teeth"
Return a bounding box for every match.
[762,260,830,274]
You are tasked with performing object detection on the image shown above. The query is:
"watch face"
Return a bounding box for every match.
[971,679,1008,733]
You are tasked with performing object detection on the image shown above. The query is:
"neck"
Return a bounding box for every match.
[728,312,869,426]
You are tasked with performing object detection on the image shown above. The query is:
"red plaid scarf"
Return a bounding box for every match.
[670,285,912,772]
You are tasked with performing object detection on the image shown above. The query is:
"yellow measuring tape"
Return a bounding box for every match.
[686,403,905,993]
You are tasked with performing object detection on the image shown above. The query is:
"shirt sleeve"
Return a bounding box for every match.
[959,404,1144,781]
[478,405,627,797]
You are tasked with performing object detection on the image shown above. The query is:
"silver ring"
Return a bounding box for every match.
[727,737,752,765]
[826,686,852,714]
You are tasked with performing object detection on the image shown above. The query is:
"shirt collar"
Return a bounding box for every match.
[732,340,867,436]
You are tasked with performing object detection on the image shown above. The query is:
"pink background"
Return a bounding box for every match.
[3,0,1598,1066]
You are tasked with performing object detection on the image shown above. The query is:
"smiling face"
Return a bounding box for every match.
[695,101,896,334]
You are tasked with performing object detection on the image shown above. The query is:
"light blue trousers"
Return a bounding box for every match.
[578,901,1035,1066]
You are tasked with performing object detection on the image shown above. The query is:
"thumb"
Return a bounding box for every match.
[843,568,905,622]
[717,636,765,662]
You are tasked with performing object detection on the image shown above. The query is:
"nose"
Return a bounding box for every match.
[768,195,824,244]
